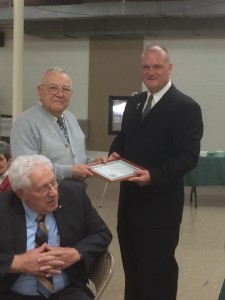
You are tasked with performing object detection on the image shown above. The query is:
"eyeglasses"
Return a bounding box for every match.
[41,84,73,97]
[27,178,60,195]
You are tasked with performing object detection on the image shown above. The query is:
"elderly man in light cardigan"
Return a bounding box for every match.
[10,67,105,181]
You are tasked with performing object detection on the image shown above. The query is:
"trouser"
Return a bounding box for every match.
[2,286,93,300]
[117,219,180,300]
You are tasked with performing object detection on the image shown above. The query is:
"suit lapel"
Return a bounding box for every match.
[11,195,27,253]
[139,86,173,124]
[127,92,147,129]
[53,198,71,247]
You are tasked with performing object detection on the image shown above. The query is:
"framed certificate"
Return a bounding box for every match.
[89,158,145,182]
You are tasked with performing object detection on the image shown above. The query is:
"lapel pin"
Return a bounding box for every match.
[136,103,141,109]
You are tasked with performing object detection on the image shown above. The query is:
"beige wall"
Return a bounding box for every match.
[2,30,225,151]
[0,30,90,119]
[88,38,143,152]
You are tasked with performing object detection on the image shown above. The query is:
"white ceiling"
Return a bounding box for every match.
[1,0,225,38]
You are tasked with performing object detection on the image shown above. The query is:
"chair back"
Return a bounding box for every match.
[88,250,114,300]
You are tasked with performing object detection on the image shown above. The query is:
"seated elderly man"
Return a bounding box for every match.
[0,154,112,300]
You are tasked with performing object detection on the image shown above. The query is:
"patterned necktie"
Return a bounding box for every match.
[35,214,53,299]
[142,95,153,120]
[57,116,69,143]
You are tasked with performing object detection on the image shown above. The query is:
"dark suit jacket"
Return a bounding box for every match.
[0,176,11,194]
[109,84,203,227]
[0,180,112,295]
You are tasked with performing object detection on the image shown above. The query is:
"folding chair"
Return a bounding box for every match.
[88,250,114,300]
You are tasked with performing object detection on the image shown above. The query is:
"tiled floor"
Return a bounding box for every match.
[86,176,225,300]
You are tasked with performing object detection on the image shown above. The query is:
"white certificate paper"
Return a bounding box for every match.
[90,159,144,182]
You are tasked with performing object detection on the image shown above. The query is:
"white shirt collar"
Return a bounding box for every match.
[39,102,64,122]
[147,80,172,106]
[22,202,53,223]
[22,202,39,223]
[54,114,64,123]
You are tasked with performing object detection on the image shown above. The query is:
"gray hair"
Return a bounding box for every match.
[8,155,53,191]
[41,67,72,87]
[0,141,11,160]
[142,44,171,63]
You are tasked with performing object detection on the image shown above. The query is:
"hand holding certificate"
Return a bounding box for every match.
[89,158,146,182]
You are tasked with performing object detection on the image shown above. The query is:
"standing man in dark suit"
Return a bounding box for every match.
[109,44,203,300]
[0,154,112,300]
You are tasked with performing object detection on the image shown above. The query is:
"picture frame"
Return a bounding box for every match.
[89,158,145,182]
[108,95,131,135]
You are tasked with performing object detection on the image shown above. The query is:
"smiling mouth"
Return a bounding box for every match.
[147,77,157,80]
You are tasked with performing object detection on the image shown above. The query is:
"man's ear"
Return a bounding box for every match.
[37,85,43,100]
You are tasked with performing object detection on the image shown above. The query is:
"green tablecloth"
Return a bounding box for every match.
[184,156,225,186]
[218,279,225,300]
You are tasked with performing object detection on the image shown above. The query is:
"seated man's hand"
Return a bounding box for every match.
[8,243,64,277]
[43,245,81,270]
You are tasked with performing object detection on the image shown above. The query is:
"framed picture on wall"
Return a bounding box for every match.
[108,95,131,135]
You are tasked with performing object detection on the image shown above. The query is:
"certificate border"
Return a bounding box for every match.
[89,158,145,182]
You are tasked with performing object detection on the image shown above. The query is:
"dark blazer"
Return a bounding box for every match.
[109,84,203,227]
[0,176,11,194]
[0,180,112,295]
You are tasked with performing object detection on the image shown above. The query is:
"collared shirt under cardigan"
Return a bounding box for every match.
[10,104,88,180]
